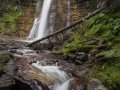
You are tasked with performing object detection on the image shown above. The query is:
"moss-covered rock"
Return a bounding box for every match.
[0,51,11,74]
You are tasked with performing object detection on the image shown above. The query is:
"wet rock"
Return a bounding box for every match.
[15,76,50,90]
[0,56,17,89]
[52,50,62,55]
[0,74,15,87]
[73,65,107,90]
[41,50,51,54]
[3,60,17,76]
[7,42,25,49]
[76,54,88,62]
[7,46,20,49]
[0,45,7,50]
[73,66,94,85]
[0,51,12,74]
[74,60,83,65]
[87,78,107,90]
[64,54,76,61]
[28,58,39,64]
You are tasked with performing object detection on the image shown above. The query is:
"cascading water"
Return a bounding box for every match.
[32,61,73,90]
[28,0,54,41]
[26,0,72,89]
[67,0,70,26]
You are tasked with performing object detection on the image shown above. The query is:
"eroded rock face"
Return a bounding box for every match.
[88,78,107,90]
[54,0,93,31]
[17,3,35,37]
[0,51,50,90]
[0,39,48,90]
[0,51,12,74]
[72,65,108,90]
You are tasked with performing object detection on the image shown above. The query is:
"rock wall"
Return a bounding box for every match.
[54,0,93,31]
[17,3,36,37]
[17,0,93,37]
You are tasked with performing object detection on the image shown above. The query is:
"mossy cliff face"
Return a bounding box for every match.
[0,1,22,34]
[17,3,35,37]
[15,0,93,36]
[0,1,36,37]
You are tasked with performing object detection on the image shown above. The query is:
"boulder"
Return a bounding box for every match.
[87,78,107,90]
[0,51,12,74]
[76,54,88,62]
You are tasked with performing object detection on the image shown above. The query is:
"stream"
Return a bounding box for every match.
[13,48,85,90]
[16,48,73,90]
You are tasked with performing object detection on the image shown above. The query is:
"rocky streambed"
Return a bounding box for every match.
[0,37,107,90]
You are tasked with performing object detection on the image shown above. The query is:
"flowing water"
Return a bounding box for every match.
[14,48,74,90]
[67,0,71,26]
[32,60,73,90]
[26,0,73,89]
[28,0,54,41]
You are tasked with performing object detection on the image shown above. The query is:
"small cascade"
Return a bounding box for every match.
[45,12,56,36]
[28,18,39,40]
[67,0,71,26]
[32,61,73,90]
[28,0,55,41]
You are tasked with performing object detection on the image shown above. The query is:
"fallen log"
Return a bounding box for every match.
[27,7,105,47]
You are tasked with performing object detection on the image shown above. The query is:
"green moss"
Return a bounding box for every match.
[0,51,11,74]
[94,57,120,90]
[85,0,97,8]
[60,42,77,54]
[77,44,96,51]
[0,52,11,63]
[0,1,22,33]
[85,10,120,40]
[60,32,89,54]
[0,10,22,33]
[59,5,120,90]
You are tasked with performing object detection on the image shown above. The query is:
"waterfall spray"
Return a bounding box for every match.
[67,0,70,26]
[36,0,52,40]
[32,61,73,90]
[28,0,53,41]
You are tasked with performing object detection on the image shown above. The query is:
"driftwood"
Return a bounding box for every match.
[27,7,104,48]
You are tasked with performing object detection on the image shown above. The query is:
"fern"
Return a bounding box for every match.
[96,50,116,58]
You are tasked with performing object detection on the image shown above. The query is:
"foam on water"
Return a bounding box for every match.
[28,0,53,41]
[32,61,73,90]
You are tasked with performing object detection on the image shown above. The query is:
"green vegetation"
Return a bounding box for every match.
[85,9,120,56]
[86,10,120,90]
[0,0,22,34]
[60,8,120,89]
[85,0,97,8]
[94,57,120,90]
[0,11,22,33]
[60,32,88,54]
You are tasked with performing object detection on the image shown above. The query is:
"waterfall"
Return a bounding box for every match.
[32,61,73,90]
[28,0,53,41]
[67,0,70,26]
